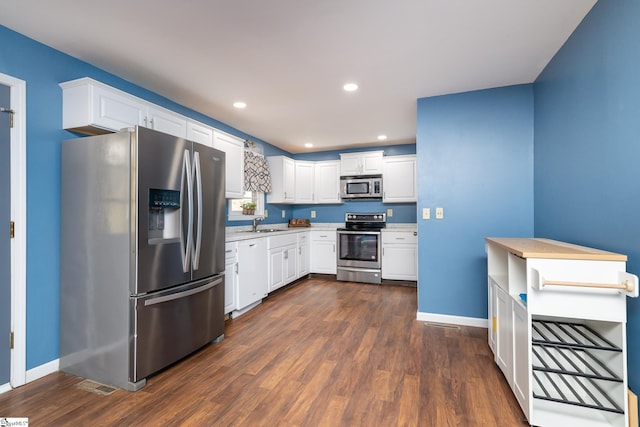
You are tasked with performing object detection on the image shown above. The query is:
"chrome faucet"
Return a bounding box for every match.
[252,216,264,232]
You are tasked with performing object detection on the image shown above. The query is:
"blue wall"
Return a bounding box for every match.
[416,85,534,318]
[533,0,640,391]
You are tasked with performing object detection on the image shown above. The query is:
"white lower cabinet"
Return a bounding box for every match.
[268,233,298,292]
[298,232,310,277]
[381,230,417,280]
[236,238,268,312]
[224,242,238,314]
[486,238,638,427]
[310,231,337,274]
[494,283,512,383]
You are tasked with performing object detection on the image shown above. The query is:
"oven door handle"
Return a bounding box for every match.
[337,230,381,235]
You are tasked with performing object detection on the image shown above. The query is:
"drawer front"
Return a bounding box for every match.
[382,230,417,244]
[268,233,298,249]
[311,230,336,242]
[225,242,237,260]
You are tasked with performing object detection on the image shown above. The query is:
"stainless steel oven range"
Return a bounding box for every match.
[337,212,386,284]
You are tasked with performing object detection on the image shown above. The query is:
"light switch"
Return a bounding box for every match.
[264,209,269,218]
[387,208,393,218]
[281,210,286,218]
[422,208,430,220]
[436,207,444,219]
[311,210,316,219]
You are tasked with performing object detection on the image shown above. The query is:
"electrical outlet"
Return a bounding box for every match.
[311,210,316,219]
[422,208,430,220]
[436,207,444,219]
[281,210,286,218]
[387,208,393,218]
[264,209,268,218]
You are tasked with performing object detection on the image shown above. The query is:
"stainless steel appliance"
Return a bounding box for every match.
[340,175,383,200]
[337,212,386,284]
[60,126,226,391]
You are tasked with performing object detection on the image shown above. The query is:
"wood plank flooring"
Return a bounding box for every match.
[0,277,526,426]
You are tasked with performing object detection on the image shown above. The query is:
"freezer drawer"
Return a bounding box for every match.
[132,275,225,382]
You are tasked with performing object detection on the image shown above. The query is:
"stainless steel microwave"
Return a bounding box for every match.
[340,175,383,199]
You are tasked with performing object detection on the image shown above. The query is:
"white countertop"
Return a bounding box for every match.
[225,222,416,242]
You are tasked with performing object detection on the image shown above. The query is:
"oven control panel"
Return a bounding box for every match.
[345,212,386,223]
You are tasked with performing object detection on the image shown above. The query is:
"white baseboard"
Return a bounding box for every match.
[25,358,59,383]
[0,382,11,394]
[416,311,488,328]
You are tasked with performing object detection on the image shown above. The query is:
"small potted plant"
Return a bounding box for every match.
[241,201,256,215]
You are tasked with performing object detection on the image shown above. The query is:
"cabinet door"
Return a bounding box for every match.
[381,245,417,280]
[284,245,298,284]
[314,160,341,204]
[213,131,245,199]
[266,156,295,203]
[383,155,417,203]
[340,153,362,176]
[187,121,214,147]
[224,258,237,314]
[146,106,187,138]
[224,243,237,314]
[92,84,146,131]
[294,161,314,203]
[488,279,497,354]
[311,234,337,274]
[495,285,513,385]
[268,248,285,292]
[361,151,384,174]
[298,234,310,277]
[237,239,268,309]
[512,299,529,419]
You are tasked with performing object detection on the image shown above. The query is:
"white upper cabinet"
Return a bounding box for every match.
[294,161,315,204]
[313,160,341,204]
[61,78,146,133]
[213,131,245,199]
[146,105,187,138]
[61,77,189,138]
[187,121,214,147]
[340,150,384,176]
[383,154,417,203]
[266,156,295,204]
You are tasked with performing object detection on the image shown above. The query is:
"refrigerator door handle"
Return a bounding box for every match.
[192,151,203,270]
[180,149,194,273]
[143,277,223,306]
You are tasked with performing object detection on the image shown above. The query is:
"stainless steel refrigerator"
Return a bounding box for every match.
[60,126,226,391]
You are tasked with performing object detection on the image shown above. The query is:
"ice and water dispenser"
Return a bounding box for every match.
[148,188,181,242]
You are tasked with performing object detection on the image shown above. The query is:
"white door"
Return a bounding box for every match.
[0,83,10,385]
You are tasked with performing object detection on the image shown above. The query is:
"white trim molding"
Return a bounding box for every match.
[416,311,488,329]
[1,72,27,388]
[25,359,59,384]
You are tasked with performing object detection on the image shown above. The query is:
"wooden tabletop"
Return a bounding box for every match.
[485,237,627,261]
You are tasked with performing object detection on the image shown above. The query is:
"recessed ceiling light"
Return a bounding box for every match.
[233,101,247,109]
[377,135,387,141]
[304,143,313,148]
[343,83,358,92]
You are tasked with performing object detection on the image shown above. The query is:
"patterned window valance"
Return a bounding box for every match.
[244,150,272,192]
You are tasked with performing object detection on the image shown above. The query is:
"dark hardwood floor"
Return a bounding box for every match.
[0,277,525,426]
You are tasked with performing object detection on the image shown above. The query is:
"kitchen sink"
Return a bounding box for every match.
[239,228,281,233]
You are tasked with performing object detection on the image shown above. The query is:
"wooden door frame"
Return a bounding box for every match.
[0,72,26,390]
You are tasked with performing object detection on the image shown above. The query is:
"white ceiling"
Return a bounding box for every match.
[1,0,596,153]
